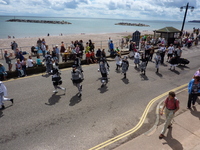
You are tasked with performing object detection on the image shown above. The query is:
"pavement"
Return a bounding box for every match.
[114,89,200,150]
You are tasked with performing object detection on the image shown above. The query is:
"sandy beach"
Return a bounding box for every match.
[0,31,154,54]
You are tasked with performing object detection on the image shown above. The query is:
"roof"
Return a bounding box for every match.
[155,27,181,33]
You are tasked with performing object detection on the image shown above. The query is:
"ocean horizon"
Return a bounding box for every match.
[0,16,199,39]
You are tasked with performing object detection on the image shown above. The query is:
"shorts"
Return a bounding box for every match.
[168,54,173,57]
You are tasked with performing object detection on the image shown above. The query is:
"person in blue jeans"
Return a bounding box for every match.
[187,76,200,109]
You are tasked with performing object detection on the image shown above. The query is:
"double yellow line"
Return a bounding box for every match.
[89,83,187,150]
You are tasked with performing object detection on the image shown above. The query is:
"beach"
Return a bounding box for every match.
[0,31,154,54]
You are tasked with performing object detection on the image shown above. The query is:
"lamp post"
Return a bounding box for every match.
[180,2,194,37]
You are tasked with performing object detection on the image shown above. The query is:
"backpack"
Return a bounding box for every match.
[166,97,177,109]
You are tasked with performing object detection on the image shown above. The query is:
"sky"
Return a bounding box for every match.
[0,0,199,21]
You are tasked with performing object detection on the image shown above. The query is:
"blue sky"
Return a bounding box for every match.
[0,0,199,21]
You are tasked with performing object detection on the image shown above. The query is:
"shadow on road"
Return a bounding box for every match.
[0,110,3,118]
[156,72,163,78]
[170,69,180,75]
[121,78,129,84]
[162,128,183,150]
[98,85,108,93]
[45,93,63,106]
[115,69,121,74]
[140,74,149,80]
[163,128,183,150]
[69,93,82,106]
[190,106,200,120]
[134,67,140,72]
[42,74,50,78]
[177,65,190,70]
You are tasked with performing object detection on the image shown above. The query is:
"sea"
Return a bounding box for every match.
[0,16,200,39]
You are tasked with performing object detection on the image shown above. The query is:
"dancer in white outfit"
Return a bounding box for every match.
[0,81,13,109]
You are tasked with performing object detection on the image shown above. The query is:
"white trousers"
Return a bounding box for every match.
[0,92,11,107]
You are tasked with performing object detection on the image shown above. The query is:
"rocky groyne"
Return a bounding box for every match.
[6,19,72,24]
[115,22,150,27]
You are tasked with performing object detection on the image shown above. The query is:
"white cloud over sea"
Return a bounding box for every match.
[0,0,199,21]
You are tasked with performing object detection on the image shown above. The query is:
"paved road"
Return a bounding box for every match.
[0,46,200,150]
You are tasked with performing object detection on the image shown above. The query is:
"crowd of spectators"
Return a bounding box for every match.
[1,29,199,80]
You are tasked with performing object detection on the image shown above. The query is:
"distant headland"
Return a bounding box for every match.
[6,19,72,24]
[188,20,200,23]
[115,22,150,27]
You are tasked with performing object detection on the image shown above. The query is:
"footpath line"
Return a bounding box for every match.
[88,83,188,150]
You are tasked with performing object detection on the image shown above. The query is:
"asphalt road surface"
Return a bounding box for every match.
[0,46,200,150]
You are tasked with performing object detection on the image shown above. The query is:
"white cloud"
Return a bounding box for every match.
[0,0,199,20]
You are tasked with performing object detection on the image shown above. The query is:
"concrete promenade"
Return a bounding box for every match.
[114,89,200,150]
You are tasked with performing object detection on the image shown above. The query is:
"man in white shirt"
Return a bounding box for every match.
[27,56,35,68]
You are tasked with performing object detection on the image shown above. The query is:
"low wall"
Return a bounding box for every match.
[5,51,129,80]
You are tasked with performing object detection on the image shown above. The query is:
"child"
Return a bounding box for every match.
[134,50,140,68]
[115,54,122,70]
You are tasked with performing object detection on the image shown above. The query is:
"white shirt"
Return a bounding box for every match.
[27,59,34,67]
[168,46,174,54]
[134,52,140,59]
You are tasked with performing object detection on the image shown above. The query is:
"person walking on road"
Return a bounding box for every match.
[74,54,84,79]
[98,57,110,87]
[159,91,179,139]
[51,66,66,94]
[121,56,129,79]
[0,81,13,110]
[187,76,200,109]
[154,51,161,73]
[71,65,83,97]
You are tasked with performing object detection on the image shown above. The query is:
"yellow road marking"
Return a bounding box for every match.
[89,83,187,150]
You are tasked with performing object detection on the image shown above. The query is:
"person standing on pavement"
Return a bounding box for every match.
[11,41,18,55]
[187,76,200,109]
[54,45,60,63]
[0,81,13,110]
[4,50,13,71]
[159,91,179,139]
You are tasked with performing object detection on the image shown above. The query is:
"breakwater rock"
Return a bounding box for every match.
[7,19,72,24]
[115,22,150,27]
